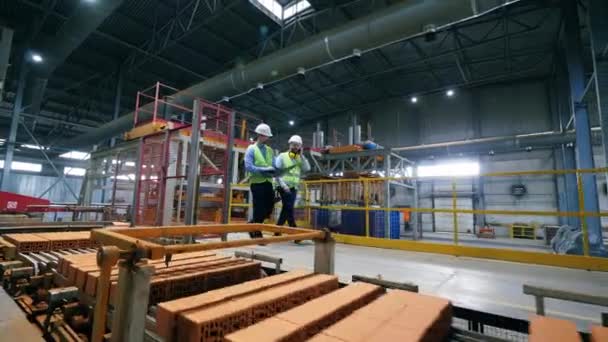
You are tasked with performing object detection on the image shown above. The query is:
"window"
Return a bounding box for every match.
[283,0,311,20]
[60,151,90,160]
[64,167,87,176]
[0,160,42,172]
[249,0,312,23]
[22,144,48,150]
[417,161,479,178]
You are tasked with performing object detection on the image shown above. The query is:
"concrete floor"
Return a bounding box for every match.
[420,232,551,252]
[223,234,608,332]
[0,288,42,341]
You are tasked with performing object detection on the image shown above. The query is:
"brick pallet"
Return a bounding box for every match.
[310,289,452,342]
[225,282,384,342]
[177,274,339,342]
[157,270,315,342]
[4,233,51,252]
[2,232,95,253]
[56,251,261,305]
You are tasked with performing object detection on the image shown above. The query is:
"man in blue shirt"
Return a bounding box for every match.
[244,123,276,238]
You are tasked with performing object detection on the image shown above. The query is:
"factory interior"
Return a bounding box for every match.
[1,0,608,341]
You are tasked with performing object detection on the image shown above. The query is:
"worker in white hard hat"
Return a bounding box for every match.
[244,123,276,239]
[274,135,310,236]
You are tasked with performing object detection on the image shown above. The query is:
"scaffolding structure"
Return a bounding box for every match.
[81,83,254,228]
[304,148,418,238]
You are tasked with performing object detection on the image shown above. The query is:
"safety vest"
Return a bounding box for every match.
[248,144,274,184]
[279,152,302,188]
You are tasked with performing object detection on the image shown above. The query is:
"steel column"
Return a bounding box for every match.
[110,262,154,342]
[589,0,608,186]
[562,0,605,255]
[222,112,236,224]
[185,100,201,226]
[110,66,124,147]
[1,61,27,191]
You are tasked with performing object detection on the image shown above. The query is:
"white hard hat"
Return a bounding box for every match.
[288,135,303,145]
[254,123,273,137]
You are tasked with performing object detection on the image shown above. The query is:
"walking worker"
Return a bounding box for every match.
[275,135,310,230]
[244,123,276,239]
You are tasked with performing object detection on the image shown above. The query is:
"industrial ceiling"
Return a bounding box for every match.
[0,0,576,151]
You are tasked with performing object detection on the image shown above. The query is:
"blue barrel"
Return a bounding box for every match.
[341,210,366,236]
[369,211,401,239]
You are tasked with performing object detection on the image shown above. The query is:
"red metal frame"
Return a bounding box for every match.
[0,191,50,213]
[132,84,242,226]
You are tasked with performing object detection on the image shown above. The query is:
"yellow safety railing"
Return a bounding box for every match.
[227,168,608,257]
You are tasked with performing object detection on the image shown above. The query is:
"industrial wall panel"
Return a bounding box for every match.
[433,197,474,233]
[482,152,558,231]
[5,173,82,203]
[478,81,551,137]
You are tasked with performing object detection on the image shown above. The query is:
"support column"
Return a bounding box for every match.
[110,66,124,147]
[221,112,236,242]
[562,144,580,227]
[589,0,608,182]
[563,0,604,254]
[314,233,335,275]
[1,61,27,191]
[110,262,154,342]
[185,100,201,226]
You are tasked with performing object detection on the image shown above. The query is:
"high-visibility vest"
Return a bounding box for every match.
[279,152,302,188]
[248,144,274,184]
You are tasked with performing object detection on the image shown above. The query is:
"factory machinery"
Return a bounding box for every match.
[0,224,606,341]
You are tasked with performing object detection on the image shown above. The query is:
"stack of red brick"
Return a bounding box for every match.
[57,251,261,304]
[156,271,453,342]
[3,231,96,252]
[529,316,608,342]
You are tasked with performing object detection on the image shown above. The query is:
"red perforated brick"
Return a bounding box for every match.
[529,316,580,342]
[4,233,51,252]
[225,282,383,342]
[108,260,260,305]
[87,255,231,297]
[591,325,608,342]
[178,274,339,342]
[312,289,452,342]
[157,270,313,342]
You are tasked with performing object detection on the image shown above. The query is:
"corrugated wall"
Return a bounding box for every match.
[3,173,82,203]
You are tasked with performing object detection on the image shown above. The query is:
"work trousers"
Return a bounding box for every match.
[249,181,275,238]
[277,187,297,227]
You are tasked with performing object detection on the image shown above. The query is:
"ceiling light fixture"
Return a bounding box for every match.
[31,53,43,63]
[410,96,418,104]
[446,89,455,97]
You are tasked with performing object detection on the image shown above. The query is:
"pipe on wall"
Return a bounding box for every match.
[60,0,503,148]
[393,128,603,158]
